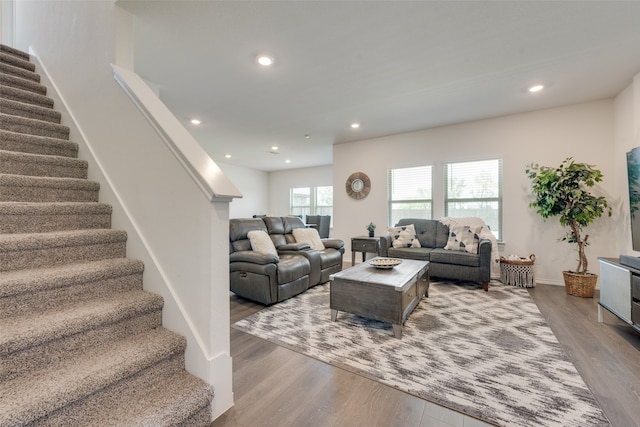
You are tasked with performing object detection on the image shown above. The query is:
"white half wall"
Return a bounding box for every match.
[333,100,618,285]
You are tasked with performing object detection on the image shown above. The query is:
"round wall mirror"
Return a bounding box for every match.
[345,172,371,199]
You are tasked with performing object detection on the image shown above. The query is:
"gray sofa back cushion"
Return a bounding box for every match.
[263,216,306,247]
[396,218,450,249]
[229,218,267,252]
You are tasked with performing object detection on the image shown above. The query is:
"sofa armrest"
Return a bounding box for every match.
[230,251,279,265]
[379,235,392,257]
[279,242,311,251]
[322,238,344,251]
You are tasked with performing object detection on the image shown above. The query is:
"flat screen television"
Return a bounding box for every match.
[621,147,640,269]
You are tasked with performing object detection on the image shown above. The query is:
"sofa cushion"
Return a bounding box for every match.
[248,230,279,258]
[387,246,432,261]
[430,248,481,267]
[397,218,436,248]
[276,254,311,285]
[292,227,325,250]
[444,225,482,253]
[388,224,421,248]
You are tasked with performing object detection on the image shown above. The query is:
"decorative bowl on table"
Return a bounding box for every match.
[369,258,402,269]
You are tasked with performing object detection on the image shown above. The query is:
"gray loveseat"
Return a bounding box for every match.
[380,218,491,291]
[229,216,345,305]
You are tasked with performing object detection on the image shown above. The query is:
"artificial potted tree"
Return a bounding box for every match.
[526,157,611,297]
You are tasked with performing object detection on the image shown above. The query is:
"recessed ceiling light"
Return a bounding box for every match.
[305,134,310,139]
[285,160,291,164]
[190,119,201,125]
[350,123,360,129]
[271,146,279,151]
[257,55,274,66]
[225,154,231,159]
[529,85,544,93]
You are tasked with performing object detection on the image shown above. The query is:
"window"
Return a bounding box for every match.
[290,187,311,217]
[388,166,432,226]
[290,186,333,219]
[445,159,502,240]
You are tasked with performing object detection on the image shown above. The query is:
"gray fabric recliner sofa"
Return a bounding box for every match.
[380,218,491,291]
[229,216,344,305]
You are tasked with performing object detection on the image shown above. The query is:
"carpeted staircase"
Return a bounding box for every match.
[0,44,213,426]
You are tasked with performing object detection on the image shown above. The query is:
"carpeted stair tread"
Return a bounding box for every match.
[0,129,78,158]
[0,150,88,178]
[0,201,111,233]
[0,258,142,298]
[0,44,30,61]
[0,327,186,426]
[0,50,36,72]
[0,97,61,123]
[39,367,214,427]
[0,71,46,95]
[0,60,40,82]
[0,289,163,355]
[0,84,52,107]
[0,174,100,202]
[0,112,68,139]
[0,229,127,271]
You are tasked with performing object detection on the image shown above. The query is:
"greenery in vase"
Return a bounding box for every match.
[366,222,376,233]
[526,157,611,275]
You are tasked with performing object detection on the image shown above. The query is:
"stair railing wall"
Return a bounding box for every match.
[26,46,236,418]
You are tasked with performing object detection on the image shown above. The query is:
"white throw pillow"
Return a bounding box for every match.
[444,225,482,253]
[247,230,279,257]
[388,224,421,248]
[292,227,325,250]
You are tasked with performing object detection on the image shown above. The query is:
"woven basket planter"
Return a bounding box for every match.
[562,271,598,298]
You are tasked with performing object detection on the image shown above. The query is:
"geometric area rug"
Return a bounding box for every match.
[232,280,610,427]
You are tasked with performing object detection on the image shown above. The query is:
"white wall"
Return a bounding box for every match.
[269,165,333,216]
[13,1,233,418]
[218,162,268,218]
[333,100,618,285]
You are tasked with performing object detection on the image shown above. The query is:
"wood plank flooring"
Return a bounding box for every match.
[212,282,640,427]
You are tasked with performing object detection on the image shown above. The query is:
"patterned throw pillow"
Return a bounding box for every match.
[444,225,482,253]
[247,230,279,257]
[387,224,422,248]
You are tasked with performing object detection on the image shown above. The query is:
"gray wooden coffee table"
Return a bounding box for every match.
[329,257,429,338]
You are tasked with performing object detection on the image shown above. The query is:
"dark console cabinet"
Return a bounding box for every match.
[598,257,640,333]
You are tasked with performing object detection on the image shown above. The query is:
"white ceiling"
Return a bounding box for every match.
[120,1,640,172]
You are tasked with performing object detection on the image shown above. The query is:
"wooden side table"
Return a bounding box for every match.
[351,236,380,266]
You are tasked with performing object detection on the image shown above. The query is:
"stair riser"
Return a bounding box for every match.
[0,132,78,158]
[0,99,61,124]
[0,158,88,179]
[0,73,47,95]
[0,185,99,203]
[0,309,160,382]
[0,241,126,272]
[30,354,188,427]
[0,52,35,72]
[0,86,53,108]
[0,211,110,234]
[0,272,142,319]
[0,116,69,139]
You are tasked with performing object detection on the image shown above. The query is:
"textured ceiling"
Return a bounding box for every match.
[120,1,640,171]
